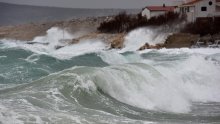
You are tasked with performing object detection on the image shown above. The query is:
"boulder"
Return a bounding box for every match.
[164,33,199,48]
[110,33,124,49]
[139,43,165,50]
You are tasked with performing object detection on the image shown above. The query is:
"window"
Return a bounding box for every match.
[209,1,213,6]
[181,8,184,13]
[201,7,207,11]
[184,7,189,13]
[187,7,190,12]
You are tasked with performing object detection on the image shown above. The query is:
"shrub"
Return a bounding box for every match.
[97,11,185,33]
[181,17,220,36]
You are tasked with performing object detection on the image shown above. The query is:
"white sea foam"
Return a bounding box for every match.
[98,51,128,65]
[0,56,7,59]
[1,25,220,115]
[0,27,108,59]
[120,27,171,52]
[25,54,40,63]
[86,48,220,113]
[139,48,220,55]
[0,104,23,124]
[92,55,220,113]
[52,39,107,59]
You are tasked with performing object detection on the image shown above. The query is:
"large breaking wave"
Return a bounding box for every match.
[1,27,220,123]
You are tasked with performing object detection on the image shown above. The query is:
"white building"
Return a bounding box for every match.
[141,5,175,19]
[216,0,220,12]
[179,0,220,22]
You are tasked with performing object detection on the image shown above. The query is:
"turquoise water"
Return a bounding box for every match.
[1,27,220,123]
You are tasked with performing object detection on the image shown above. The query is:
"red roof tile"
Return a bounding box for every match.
[146,6,175,11]
[183,0,202,6]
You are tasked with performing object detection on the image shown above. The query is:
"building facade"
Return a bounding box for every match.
[179,0,219,22]
[142,5,175,19]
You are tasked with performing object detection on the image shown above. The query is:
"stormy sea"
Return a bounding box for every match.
[0,2,138,26]
[0,27,220,124]
[1,2,220,124]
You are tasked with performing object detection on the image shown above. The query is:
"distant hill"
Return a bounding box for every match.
[0,2,139,26]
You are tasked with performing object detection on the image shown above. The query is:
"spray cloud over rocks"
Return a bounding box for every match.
[1,24,220,124]
[1,26,173,59]
[1,27,108,59]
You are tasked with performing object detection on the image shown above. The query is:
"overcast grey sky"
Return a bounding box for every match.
[0,0,185,9]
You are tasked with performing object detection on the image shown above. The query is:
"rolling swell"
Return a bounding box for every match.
[1,27,220,123]
[1,54,220,123]
[0,47,108,85]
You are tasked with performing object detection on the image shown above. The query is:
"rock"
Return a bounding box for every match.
[164,33,199,48]
[138,33,200,50]
[152,43,165,49]
[200,34,214,44]
[212,33,220,41]
[55,45,64,50]
[0,16,107,41]
[139,43,150,50]
[0,32,7,38]
[110,33,124,49]
[138,43,165,50]
[26,42,49,45]
[70,39,80,44]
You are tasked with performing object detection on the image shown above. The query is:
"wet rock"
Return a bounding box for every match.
[55,45,64,50]
[164,33,199,48]
[139,43,165,50]
[110,33,124,49]
[70,39,80,44]
[212,33,220,41]
[200,34,214,44]
[139,43,150,50]
[26,42,49,45]
[0,32,7,38]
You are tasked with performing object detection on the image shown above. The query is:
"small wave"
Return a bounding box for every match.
[0,27,108,60]
[0,56,7,59]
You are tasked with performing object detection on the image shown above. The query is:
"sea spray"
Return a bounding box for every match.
[0,27,108,59]
[1,26,220,123]
[95,50,220,113]
[120,27,171,52]
[1,26,174,58]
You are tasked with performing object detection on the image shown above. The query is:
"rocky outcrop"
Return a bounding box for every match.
[1,17,219,50]
[109,33,125,49]
[213,33,220,41]
[0,17,108,41]
[139,43,165,50]
[138,33,200,50]
[164,33,199,48]
[0,22,57,41]
[69,32,125,49]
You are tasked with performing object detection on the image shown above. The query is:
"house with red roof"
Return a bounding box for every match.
[141,4,175,19]
[179,0,220,22]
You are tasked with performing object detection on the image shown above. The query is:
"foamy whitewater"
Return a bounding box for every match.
[0,27,220,124]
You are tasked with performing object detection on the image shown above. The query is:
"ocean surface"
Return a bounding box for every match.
[0,27,220,124]
[0,2,139,26]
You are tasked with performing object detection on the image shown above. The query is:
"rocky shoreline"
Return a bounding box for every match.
[0,16,219,50]
[0,17,108,41]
